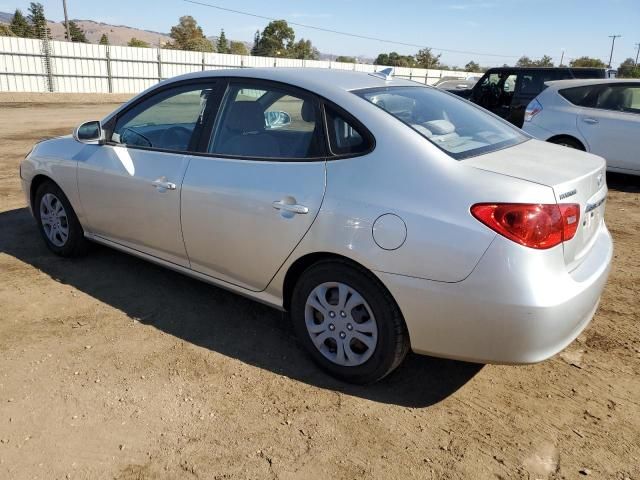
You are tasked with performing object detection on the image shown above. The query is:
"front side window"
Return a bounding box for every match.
[209,83,323,159]
[595,84,640,114]
[356,86,527,160]
[113,84,214,152]
[473,71,518,109]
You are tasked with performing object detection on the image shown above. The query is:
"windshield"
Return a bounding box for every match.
[355,86,527,159]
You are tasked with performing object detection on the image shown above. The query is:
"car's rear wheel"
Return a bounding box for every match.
[34,180,88,257]
[291,260,409,384]
[548,136,585,150]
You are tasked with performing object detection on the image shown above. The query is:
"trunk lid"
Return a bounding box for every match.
[464,139,607,270]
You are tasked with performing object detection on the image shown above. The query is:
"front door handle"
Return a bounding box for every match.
[582,117,599,124]
[152,178,177,191]
[272,200,309,215]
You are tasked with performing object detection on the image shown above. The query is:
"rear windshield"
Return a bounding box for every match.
[354,86,527,160]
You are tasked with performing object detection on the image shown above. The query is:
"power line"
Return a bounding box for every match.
[182,0,523,59]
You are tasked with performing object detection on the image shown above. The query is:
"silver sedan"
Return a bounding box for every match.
[20,68,613,384]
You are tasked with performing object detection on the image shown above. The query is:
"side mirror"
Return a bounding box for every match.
[73,120,104,144]
[264,111,292,129]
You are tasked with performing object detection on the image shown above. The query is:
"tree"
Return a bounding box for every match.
[618,58,640,78]
[216,29,229,53]
[415,48,441,69]
[0,24,16,37]
[335,56,356,63]
[535,55,554,67]
[516,54,554,67]
[99,33,109,45]
[250,30,261,55]
[28,2,49,39]
[374,52,415,67]
[128,37,150,48]
[168,15,214,52]
[464,60,482,72]
[66,21,88,43]
[9,9,34,38]
[229,41,248,55]
[288,38,319,60]
[252,20,295,57]
[516,55,533,67]
[570,56,606,68]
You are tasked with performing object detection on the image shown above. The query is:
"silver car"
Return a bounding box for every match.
[20,68,613,384]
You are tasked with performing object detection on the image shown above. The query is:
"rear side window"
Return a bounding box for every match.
[559,85,598,107]
[518,70,566,96]
[324,105,372,156]
[209,82,323,159]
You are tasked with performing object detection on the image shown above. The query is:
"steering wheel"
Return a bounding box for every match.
[120,127,152,148]
[481,83,501,108]
[160,126,192,150]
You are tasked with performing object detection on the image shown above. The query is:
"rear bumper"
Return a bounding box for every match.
[377,222,613,364]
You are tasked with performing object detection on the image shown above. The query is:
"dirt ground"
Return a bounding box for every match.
[0,97,639,480]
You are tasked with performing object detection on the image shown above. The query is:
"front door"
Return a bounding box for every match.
[77,81,217,266]
[181,80,327,291]
[577,83,640,172]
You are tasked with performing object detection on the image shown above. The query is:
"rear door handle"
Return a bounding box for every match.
[582,117,599,124]
[272,200,309,214]
[152,179,177,191]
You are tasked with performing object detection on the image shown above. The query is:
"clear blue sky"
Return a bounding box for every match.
[2,0,639,67]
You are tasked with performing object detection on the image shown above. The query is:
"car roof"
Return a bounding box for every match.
[165,67,421,96]
[544,78,639,90]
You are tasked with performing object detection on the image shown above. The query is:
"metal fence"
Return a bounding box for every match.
[0,36,474,94]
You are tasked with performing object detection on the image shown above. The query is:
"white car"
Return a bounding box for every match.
[523,79,640,175]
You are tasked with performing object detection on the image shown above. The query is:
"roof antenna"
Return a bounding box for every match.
[369,67,394,81]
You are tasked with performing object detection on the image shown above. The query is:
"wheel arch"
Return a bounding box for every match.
[29,174,58,211]
[282,252,397,313]
[547,134,586,151]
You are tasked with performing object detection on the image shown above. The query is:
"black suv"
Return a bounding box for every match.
[450,67,611,127]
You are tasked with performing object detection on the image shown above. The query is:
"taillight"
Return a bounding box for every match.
[471,203,580,249]
[524,99,543,122]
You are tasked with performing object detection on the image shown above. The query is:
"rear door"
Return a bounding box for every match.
[180,79,327,291]
[77,81,217,266]
[577,83,640,172]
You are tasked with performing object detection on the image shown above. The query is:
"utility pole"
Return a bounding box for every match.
[62,0,71,42]
[560,49,565,67]
[607,34,622,68]
[635,43,640,67]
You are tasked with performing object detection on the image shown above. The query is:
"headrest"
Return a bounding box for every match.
[411,124,433,137]
[301,100,315,122]
[423,119,455,135]
[225,101,265,133]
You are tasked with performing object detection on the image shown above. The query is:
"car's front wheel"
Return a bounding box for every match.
[291,260,409,384]
[34,180,88,257]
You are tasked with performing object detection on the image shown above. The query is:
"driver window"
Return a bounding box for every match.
[112,84,214,152]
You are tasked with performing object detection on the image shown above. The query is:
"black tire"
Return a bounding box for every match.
[291,259,410,384]
[548,136,585,151]
[34,180,88,257]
